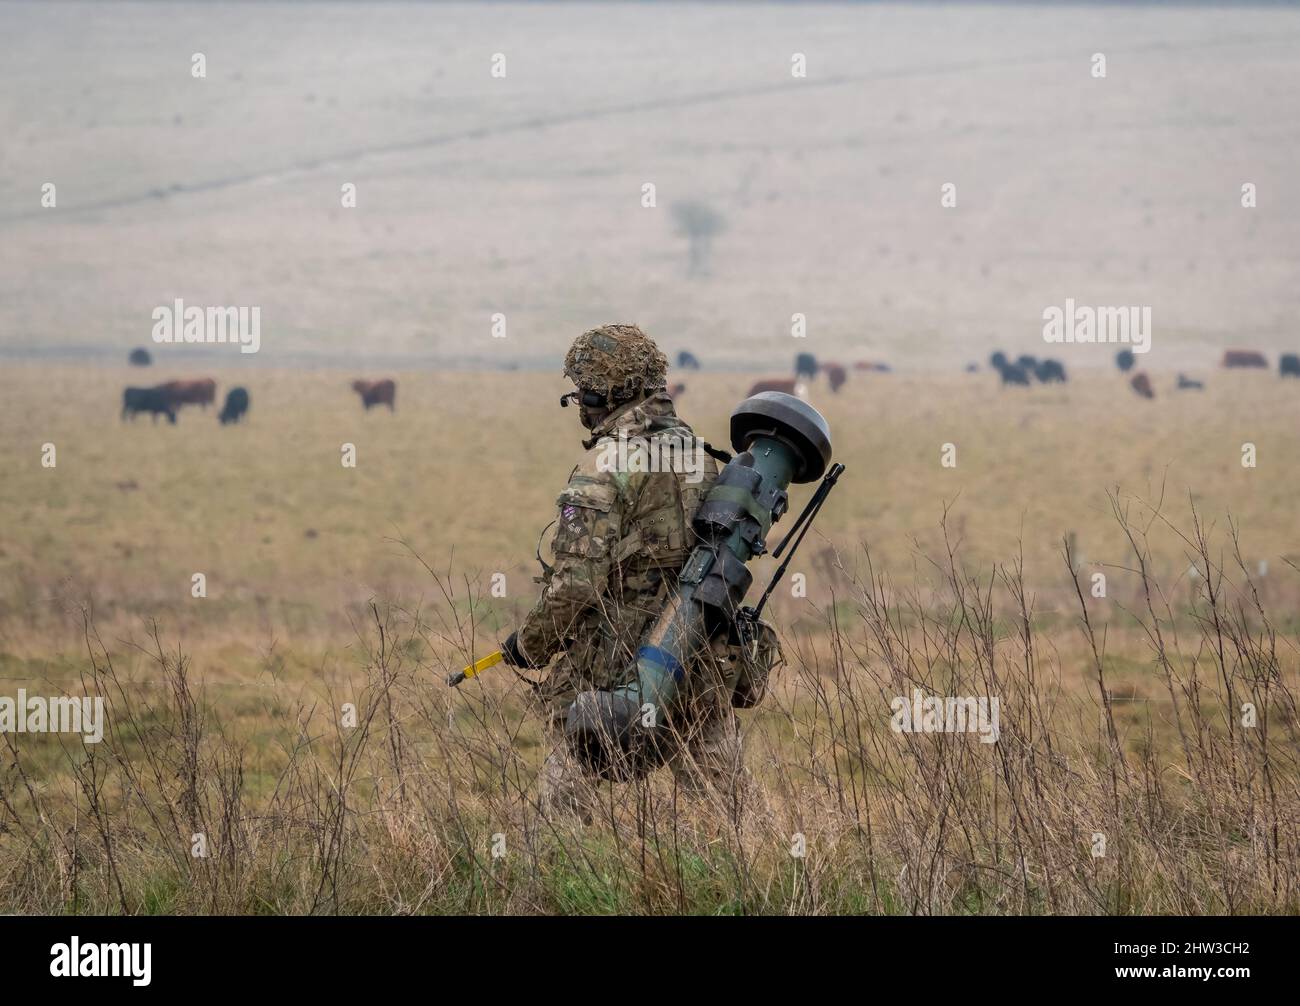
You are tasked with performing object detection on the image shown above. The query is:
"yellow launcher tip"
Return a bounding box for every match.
[449,650,504,687]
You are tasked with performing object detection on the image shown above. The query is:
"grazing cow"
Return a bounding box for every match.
[1016,354,1039,373]
[996,362,1031,387]
[747,377,802,397]
[676,351,701,370]
[990,353,1029,386]
[1130,372,1155,399]
[1035,359,1067,383]
[1176,373,1204,391]
[219,386,250,424]
[794,352,818,379]
[353,378,396,411]
[1279,353,1300,378]
[668,382,687,398]
[823,362,847,392]
[1222,350,1268,369]
[161,378,217,409]
[128,347,152,367]
[1116,349,1135,372]
[122,386,177,423]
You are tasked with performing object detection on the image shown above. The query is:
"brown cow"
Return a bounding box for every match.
[160,378,216,409]
[823,362,847,393]
[1130,372,1155,399]
[353,378,396,411]
[1222,350,1268,369]
[747,378,802,397]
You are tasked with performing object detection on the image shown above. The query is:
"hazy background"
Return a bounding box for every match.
[2,0,1298,371]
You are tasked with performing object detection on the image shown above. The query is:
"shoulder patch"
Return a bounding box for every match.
[558,478,618,513]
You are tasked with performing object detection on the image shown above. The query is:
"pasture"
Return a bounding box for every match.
[3,360,1297,660]
[1,359,1297,914]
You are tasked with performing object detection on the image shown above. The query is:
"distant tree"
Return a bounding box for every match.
[671,201,726,277]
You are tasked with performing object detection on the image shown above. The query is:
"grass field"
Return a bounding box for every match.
[3,361,1298,645]
[1,360,1297,914]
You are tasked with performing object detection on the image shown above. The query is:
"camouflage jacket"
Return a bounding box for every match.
[515,393,719,707]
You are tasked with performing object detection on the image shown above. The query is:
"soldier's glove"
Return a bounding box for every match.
[501,631,543,670]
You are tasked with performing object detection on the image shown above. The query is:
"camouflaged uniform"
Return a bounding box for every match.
[514,392,745,817]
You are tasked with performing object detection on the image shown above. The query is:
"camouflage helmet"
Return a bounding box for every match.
[563,323,668,401]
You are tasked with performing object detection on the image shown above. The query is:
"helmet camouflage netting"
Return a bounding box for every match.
[563,324,668,401]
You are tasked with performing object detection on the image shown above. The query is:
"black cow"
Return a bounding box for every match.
[996,362,1031,387]
[122,386,176,423]
[219,386,250,424]
[990,351,1008,370]
[1280,353,1300,378]
[676,351,701,370]
[1035,359,1067,383]
[128,347,152,367]
[795,352,818,379]
[1116,349,1135,372]
[1016,354,1039,373]
[1177,373,1204,391]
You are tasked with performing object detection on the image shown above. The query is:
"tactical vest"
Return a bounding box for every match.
[538,403,721,696]
[612,421,718,578]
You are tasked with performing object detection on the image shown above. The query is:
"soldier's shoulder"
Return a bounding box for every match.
[654,408,710,448]
[559,446,628,511]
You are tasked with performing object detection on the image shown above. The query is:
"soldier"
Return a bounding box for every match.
[501,323,745,820]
